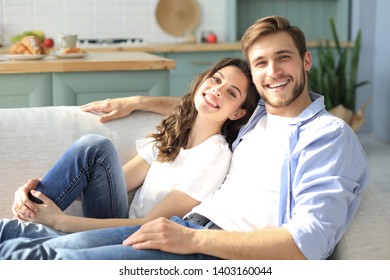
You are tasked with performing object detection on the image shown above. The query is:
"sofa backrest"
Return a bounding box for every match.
[0,106,163,219]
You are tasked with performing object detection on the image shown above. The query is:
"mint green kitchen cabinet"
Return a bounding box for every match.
[0,73,52,108]
[52,71,170,106]
[0,70,170,108]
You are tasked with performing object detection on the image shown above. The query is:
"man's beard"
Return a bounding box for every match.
[260,68,306,109]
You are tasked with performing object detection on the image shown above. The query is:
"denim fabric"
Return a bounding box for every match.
[0,217,219,260]
[31,134,129,219]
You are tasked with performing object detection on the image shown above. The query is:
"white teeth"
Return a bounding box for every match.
[205,94,218,108]
[269,80,288,88]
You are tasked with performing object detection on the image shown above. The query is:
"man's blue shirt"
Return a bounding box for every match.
[233,93,369,259]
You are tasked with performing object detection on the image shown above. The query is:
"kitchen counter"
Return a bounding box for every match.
[0,42,241,55]
[79,41,352,53]
[82,42,242,53]
[0,51,175,108]
[0,41,353,56]
[0,52,176,74]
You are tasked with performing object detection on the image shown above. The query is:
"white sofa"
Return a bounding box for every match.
[0,106,389,259]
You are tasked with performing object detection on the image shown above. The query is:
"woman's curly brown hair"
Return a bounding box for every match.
[148,57,259,162]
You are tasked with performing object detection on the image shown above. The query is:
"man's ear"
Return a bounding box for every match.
[229,108,246,121]
[304,51,312,71]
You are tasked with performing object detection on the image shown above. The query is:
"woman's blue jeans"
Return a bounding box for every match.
[30,134,129,219]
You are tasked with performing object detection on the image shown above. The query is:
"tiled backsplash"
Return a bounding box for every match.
[0,0,228,46]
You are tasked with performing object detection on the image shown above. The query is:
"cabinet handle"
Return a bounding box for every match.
[192,61,213,66]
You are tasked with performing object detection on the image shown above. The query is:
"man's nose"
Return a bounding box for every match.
[267,62,282,76]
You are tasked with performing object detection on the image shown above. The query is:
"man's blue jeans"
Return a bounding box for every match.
[30,134,129,219]
[0,217,219,260]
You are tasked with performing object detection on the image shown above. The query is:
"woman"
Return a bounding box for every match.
[9,58,259,234]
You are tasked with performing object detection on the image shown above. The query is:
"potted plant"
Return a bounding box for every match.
[308,17,370,131]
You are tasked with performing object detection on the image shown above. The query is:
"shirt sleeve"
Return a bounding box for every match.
[283,119,369,260]
[136,137,157,164]
[175,136,232,203]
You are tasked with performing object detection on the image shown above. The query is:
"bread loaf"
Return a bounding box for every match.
[9,35,47,55]
[9,42,29,54]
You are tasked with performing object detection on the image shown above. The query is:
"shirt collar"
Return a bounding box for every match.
[232,92,326,151]
[288,92,325,125]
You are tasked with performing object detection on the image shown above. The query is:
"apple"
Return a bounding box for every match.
[207,33,217,44]
[43,38,54,48]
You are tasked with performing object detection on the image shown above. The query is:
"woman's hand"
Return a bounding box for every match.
[22,190,64,230]
[12,178,40,220]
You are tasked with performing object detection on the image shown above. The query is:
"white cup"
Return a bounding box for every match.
[59,34,78,48]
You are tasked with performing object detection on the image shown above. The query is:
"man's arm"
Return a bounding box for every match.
[192,227,306,260]
[123,218,306,260]
[81,95,181,123]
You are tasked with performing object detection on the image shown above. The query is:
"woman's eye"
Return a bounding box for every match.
[212,76,220,83]
[255,61,265,67]
[228,90,236,98]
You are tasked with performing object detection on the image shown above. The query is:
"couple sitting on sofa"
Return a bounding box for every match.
[0,15,368,260]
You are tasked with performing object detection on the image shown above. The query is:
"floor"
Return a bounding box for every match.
[358,133,390,213]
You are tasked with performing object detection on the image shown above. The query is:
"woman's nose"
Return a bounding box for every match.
[211,87,221,96]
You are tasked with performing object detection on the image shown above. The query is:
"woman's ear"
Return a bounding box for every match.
[229,108,246,121]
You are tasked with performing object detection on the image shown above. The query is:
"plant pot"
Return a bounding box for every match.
[329,104,354,124]
[329,101,370,132]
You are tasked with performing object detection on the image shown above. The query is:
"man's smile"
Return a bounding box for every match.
[267,79,289,90]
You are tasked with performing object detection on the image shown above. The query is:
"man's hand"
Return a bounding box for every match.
[81,96,179,122]
[12,178,40,219]
[123,217,198,255]
[80,97,140,123]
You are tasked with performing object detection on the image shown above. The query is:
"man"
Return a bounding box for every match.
[1,16,368,260]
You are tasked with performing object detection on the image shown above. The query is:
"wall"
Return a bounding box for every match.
[350,0,375,134]
[0,0,228,46]
[351,0,390,141]
[371,0,390,141]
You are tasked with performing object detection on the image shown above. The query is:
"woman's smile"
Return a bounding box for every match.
[202,92,220,109]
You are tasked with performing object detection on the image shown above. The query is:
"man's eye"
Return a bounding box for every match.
[280,55,290,61]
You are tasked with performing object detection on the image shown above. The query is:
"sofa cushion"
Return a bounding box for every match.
[328,187,390,259]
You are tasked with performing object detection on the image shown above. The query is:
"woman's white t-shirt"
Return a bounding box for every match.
[128,134,232,219]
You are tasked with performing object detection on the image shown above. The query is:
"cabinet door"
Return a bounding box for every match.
[167,51,242,96]
[52,71,170,106]
[0,73,52,108]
